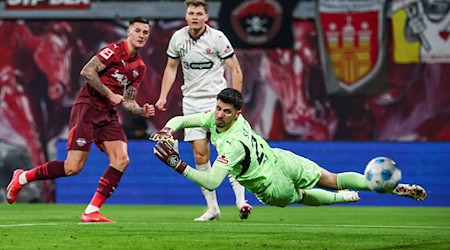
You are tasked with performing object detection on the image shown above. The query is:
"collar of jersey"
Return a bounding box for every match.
[188,24,209,41]
[123,40,130,56]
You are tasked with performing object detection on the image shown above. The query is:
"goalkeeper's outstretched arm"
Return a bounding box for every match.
[165,113,205,132]
[153,140,228,191]
[184,165,229,191]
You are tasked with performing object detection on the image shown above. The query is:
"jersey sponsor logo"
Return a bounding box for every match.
[76,138,87,147]
[99,47,114,60]
[216,155,229,164]
[189,61,213,70]
[111,69,131,86]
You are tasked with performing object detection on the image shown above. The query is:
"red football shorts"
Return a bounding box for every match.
[67,103,127,151]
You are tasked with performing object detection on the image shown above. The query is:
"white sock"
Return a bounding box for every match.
[228,174,247,208]
[84,205,99,214]
[19,172,28,185]
[196,162,219,212]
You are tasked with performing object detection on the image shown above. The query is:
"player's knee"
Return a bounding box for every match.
[113,155,130,170]
[194,154,208,165]
[298,189,306,203]
[64,161,84,176]
[318,170,338,189]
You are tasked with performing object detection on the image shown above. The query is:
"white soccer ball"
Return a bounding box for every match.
[364,156,402,193]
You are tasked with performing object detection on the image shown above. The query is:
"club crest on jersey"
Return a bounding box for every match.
[216,155,229,164]
[132,70,139,78]
[224,45,232,53]
[76,138,87,147]
[205,48,211,54]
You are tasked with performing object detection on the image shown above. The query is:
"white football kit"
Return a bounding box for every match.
[167,24,235,141]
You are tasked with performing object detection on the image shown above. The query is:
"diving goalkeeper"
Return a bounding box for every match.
[151,88,427,207]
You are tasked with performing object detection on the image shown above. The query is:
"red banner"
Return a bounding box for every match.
[4,0,91,10]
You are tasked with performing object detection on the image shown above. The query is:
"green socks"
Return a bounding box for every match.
[337,172,370,191]
[302,189,344,206]
[300,172,370,206]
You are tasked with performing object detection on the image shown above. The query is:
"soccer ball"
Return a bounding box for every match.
[364,156,402,193]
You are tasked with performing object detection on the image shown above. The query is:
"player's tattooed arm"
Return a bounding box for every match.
[80,56,114,98]
[122,85,144,116]
[122,86,155,117]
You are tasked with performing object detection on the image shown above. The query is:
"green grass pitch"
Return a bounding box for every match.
[1,204,449,249]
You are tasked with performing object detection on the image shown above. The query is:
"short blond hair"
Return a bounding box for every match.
[184,0,208,13]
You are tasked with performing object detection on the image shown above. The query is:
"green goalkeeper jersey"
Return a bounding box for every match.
[166,110,276,194]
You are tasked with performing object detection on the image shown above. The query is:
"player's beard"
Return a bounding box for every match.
[216,118,224,127]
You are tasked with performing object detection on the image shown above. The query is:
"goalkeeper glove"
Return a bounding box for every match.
[153,140,188,175]
[150,127,178,153]
[150,127,173,141]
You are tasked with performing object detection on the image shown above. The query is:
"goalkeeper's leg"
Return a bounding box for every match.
[300,189,360,206]
[228,174,252,219]
[336,172,371,190]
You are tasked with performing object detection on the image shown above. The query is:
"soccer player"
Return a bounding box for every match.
[5,17,155,222]
[154,0,251,220]
[151,88,427,208]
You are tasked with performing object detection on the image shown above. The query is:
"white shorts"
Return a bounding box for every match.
[182,97,216,142]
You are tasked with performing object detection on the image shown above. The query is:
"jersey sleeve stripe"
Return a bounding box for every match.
[221,52,235,60]
[167,54,180,59]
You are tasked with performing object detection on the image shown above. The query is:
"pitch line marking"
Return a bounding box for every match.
[160,222,450,230]
[0,223,58,228]
[2,222,449,230]
[233,223,450,230]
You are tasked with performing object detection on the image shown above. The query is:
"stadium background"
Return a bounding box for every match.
[0,1,449,205]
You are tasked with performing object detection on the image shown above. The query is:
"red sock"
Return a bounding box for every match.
[89,192,107,208]
[26,161,66,182]
[89,166,123,208]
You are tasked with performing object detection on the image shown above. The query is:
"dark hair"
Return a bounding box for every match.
[217,88,243,111]
[185,0,208,13]
[129,17,150,26]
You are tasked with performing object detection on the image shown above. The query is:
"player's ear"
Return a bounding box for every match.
[235,110,242,120]
[205,14,209,22]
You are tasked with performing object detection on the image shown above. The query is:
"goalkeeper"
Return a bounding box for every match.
[151,88,427,207]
